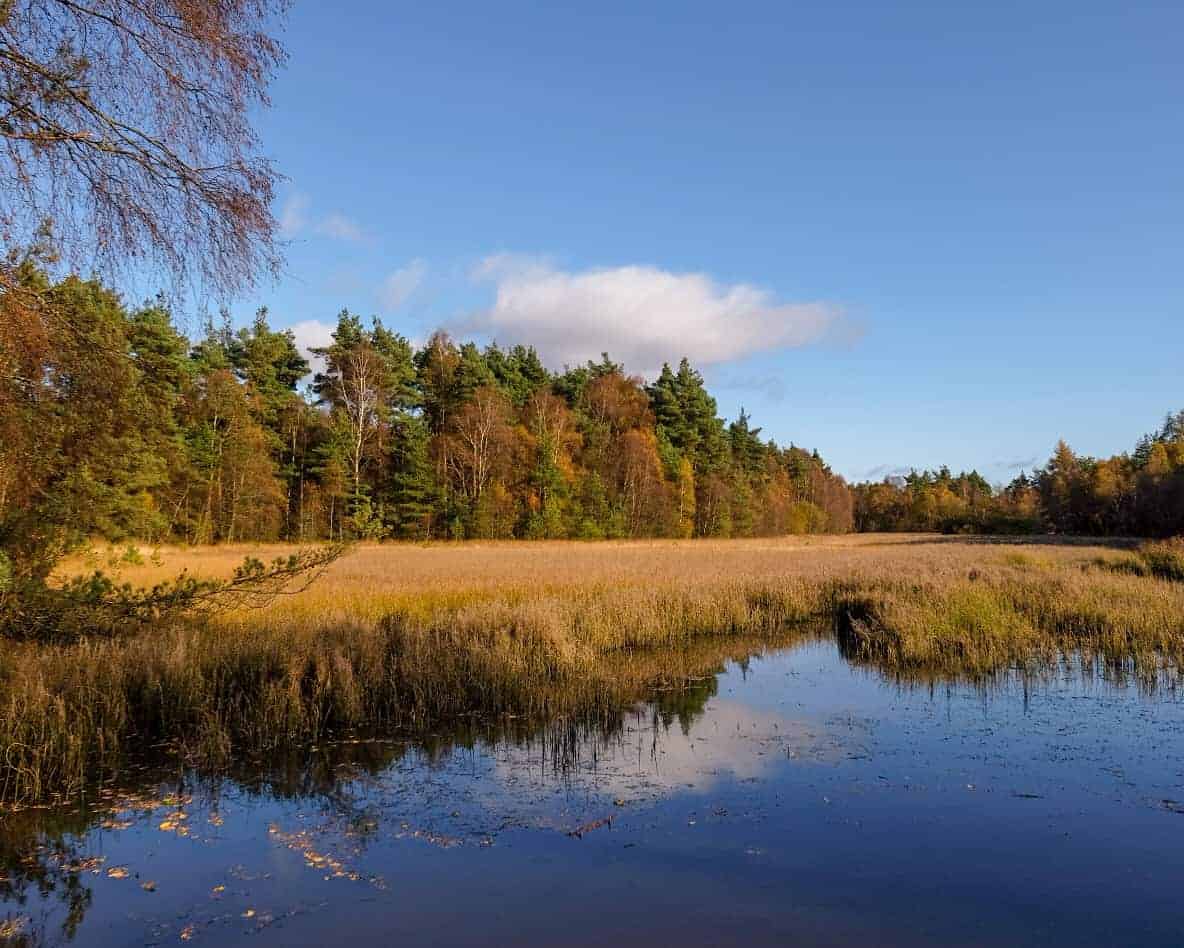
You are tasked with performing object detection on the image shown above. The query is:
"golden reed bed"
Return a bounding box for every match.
[65,533,1127,615]
[3,535,1180,805]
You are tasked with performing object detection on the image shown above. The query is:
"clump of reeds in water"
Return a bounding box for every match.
[831,559,1184,685]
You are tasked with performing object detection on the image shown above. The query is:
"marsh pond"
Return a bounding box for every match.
[4,636,1183,947]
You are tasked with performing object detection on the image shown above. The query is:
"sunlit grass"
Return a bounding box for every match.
[4,535,1183,805]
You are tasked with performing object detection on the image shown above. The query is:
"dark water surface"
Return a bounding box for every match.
[4,639,1184,947]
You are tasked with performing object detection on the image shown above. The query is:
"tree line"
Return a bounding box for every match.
[4,265,1182,583]
[0,267,856,579]
[852,416,1184,538]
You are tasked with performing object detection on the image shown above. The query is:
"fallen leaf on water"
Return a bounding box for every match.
[106,866,130,880]
[0,917,31,939]
[141,880,157,892]
[179,923,196,941]
[242,909,256,919]
[64,855,105,874]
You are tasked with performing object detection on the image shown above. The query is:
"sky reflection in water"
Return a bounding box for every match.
[4,639,1184,947]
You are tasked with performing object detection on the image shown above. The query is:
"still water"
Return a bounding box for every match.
[3,639,1183,947]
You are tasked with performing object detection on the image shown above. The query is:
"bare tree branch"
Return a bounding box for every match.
[0,0,288,299]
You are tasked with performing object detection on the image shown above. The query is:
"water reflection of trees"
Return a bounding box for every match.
[0,633,786,942]
[1,806,96,945]
[8,624,1182,944]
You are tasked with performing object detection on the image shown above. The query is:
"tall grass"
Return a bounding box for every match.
[833,568,1184,681]
[4,536,1183,806]
[1134,537,1184,581]
[0,580,823,804]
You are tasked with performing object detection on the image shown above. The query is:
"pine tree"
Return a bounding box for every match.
[386,415,441,538]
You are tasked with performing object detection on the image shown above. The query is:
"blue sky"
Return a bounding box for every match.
[233,0,1182,483]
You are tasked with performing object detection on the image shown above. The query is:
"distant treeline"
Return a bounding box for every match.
[853,418,1184,537]
[3,270,1181,562]
[0,270,852,559]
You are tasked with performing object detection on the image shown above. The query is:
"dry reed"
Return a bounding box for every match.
[3,535,1182,805]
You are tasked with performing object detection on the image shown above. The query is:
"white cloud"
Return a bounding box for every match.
[380,259,427,310]
[318,212,365,242]
[278,192,365,242]
[471,252,555,282]
[466,256,843,376]
[486,698,853,813]
[278,193,309,238]
[289,318,336,379]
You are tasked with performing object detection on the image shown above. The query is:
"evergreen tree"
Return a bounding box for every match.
[728,408,765,475]
[229,308,309,422]
[386,415,440,538]
[485,343,550,406]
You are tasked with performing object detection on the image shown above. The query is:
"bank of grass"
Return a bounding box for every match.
[3,536,1183,805]
[835,567,1184,679]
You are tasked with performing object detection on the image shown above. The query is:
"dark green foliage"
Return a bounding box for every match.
[728,408,765,475]
[553,353,622,406]
[385,415,440,538]
[228,307,309,422]
[485,343,549,406]
[647,358,726,474]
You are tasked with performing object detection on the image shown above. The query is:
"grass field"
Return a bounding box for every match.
[3,535,1182,805]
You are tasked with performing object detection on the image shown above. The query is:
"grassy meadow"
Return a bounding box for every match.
[3,534,1183,805]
